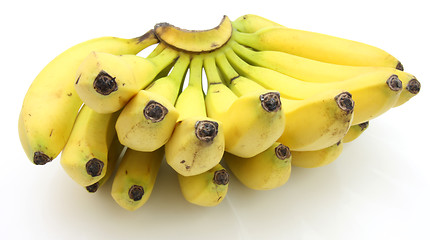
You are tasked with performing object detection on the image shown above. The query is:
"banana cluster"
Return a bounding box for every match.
[18,14,420,211]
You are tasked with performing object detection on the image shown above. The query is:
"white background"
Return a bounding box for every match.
[1,0,429,239]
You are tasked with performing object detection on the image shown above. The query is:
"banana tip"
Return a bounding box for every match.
[406,79,421,94]
[387,75,402,91]
[195,120,219,142]
[128,185,144,201]
[213,169,229,185]
[260,92,282,112]
[93,70,118,95]
[143,100,169,123]
[86,158,104,177]
[33,151,52,165]
[275,144,291,160]
[335,92,354,113]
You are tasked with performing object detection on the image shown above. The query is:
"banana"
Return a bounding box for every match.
[165,55,225,176]
[85,136,124,193]
[224,47,405,125]
[224,142,292,190]
[292,141,344,168]
[177,164,229,207]
[115,53,190,152]
[232,14,283,33]
[111,147,164,211]
[216,52,354,151]
[233,25,403,70]
[60,105,120,186]
[230,39,420,107]
[343,122,370,143]
[154,15,233,53]
[75,44,179,113]
[19,30,158,165]
[204,54,285,158]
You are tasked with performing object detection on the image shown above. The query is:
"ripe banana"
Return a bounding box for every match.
[230,39,420,108]
[115,53,190,152]
[233,24,402,69]
[75,44,178,113]
[343,122,370,143]
[216,52,354,151]
[204,54,285,158]
[232,14,283,33]
[177,164,229,207]
[292,141,344,168]
[85,136,124,193]
[60,105,120,186]
[224,142,292,190]
[111,147,164,211]
[19,30,158,165]
[224,47,406,125]
[165,55,225,176]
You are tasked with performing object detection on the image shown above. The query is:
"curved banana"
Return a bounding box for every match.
[85,136,124,193]
[233,25,403,69]
[19,30,158,165]
[224,142,292,190]
[224,47,405,125]
[111,147,164,211]
[204,54,285,158]
[60,105,120,186]
[75,44,178,113]
[177,164,229,207]
[292,141,344,168]
[343,121,369,143]
[230,40,420,107]
[115,53,190,152]
[232,14,283,33]
[165,55,225,176]
[216,52,354,151]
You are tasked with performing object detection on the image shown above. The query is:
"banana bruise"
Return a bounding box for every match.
[225,142,292,190]
[204,55,285,158]
[343,121,370,143]
[292,141,344,168]
[111,147,164,211]
[60,105,120,186]
[19,30,158,165]
[216,52,354,151]
[165,56,225,176]
[85,136,124,193]
[224,47,406,125]
[178,164,229,207]
[115,53,190,151]
[75,45,179,113]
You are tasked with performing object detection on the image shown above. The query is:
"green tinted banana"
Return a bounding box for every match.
[75,44,178,113]
[292,141,344,168]
[111,147,164,211]
[224,47,405,125]
[115,53,190,151]
[165,55,225,176]
[178,164,229,207]
[233,24,402,69]
[85,136,124,193]
[232,14,283,33]
[224,142,292,190]
[60,105,120,186]
[343,122,370,143]
[204,54,285,158]
[19,30,158,165]
[216,52,354,151]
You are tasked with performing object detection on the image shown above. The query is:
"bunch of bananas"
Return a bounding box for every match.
[18,14,420,211]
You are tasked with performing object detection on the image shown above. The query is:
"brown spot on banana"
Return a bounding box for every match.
[154,15,233,53]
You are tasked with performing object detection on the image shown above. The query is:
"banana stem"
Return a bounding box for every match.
[146,43,166,58]
[148,46,179,75]
[188,55,204,89]
[204,56,224,86]
[215,51,240,87]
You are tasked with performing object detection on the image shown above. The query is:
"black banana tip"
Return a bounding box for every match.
[396,62,404,71]
[213,169,229,185]
[128,185,144,201]
[143,100,169,123]
[275,144,291,160]
[335,92,354,113]
[93,70,118,95]
[260,92,281,112]
[195,120,219,142]
[387,75,402,91]
[86,158,104,177]
[406,78,421,94]
[33,151,52,165]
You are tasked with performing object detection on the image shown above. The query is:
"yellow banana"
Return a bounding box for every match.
[60,105,120,186]
[165,55,225,176]
[233,24,402,69]
[19,30,158,165]
[216,52,354,151]
[343,122,370,143]
[204,54,285,158]
[292,141,344,168]
[177,164,229,207]
[224,142,292,190]
[85,136,124,193]
[75,44,178,113]
[230,39,419,107]
[232,14,283,33]
[111,147,164,211]
[115,53,190,152]
[224,47,405,125]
